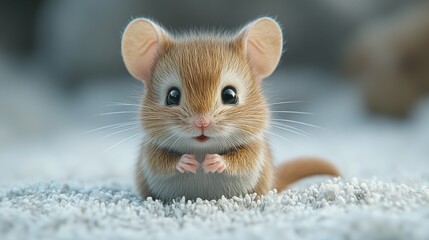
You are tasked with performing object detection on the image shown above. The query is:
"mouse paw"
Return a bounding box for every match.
[202,154,226,173]
[176,154,200,174]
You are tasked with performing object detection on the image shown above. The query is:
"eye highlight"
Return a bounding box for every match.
[222,86,238,105]
[166,87,181,106]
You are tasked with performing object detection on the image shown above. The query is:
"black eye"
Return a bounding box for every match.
[222,86,238,105]
[166,87,181,106]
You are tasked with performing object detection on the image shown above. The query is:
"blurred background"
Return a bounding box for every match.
[1,0,428,187]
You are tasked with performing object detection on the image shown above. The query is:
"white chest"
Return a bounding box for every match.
[140,154,263,201]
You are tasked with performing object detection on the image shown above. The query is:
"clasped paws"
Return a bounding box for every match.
[176,154,226,174]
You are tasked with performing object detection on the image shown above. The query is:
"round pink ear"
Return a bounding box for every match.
[121,18,170,83]
[238,17,283,81]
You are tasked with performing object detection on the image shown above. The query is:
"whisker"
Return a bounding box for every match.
[84,121,140,135]
[214,128,239,150]
[229,127,272,148]
[270,118,324,129]
[270,111,314,115]
[100,132,143,155]
[265,130,300,147]
[97,111,139,116]
[155,131,183,150]
[270,124,313,139]
[99,126,140,140]
[170,134,184,149]
[268,101,304,106]
[104,102,141,107]
[271,122,315,137]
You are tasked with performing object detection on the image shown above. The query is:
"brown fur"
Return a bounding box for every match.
[145,143,181,174]
[252,139,274,195]
[274,157,340,190]
[122,18,340,201]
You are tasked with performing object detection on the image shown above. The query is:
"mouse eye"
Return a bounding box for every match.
[166,87,181,106]
[222,86,238,105]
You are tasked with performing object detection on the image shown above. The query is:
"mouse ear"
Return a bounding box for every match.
[237,17,283,81]
[121,18,171,83]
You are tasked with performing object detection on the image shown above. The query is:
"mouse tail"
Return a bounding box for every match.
[274,157,340,191]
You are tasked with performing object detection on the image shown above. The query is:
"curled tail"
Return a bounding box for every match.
[274,157,340,191]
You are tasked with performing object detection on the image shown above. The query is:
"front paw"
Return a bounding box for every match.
[176,154,200,174]
[202,154,226,173]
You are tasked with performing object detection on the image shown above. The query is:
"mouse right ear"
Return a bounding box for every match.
[121,18,171,83]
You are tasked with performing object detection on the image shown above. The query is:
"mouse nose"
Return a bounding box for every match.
[193,115,211,129]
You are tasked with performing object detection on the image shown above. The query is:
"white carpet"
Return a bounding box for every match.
[1,178,429,240]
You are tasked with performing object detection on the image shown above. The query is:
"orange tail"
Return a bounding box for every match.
[274,157,340,191]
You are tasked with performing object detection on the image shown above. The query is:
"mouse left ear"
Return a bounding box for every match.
[236,17,283,81]
[121,18,171,83]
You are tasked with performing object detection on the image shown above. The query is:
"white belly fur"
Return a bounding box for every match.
[139,152,264,201]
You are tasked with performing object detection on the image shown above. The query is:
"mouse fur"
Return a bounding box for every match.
[122,17,339,201]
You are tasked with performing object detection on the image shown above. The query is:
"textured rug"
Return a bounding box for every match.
[1,178,429,240]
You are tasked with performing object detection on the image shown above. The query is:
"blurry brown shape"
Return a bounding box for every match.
[345,3,429,117]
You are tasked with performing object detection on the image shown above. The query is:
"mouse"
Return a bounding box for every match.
[121,17,340,201]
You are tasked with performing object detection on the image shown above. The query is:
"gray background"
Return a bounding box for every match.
[1,0,428,186]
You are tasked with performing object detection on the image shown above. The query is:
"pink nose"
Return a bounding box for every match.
[194,116,210,129]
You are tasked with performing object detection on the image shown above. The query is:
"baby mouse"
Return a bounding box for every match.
[121,17,339,201]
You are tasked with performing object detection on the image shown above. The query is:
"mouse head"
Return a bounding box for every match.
[122,17,283,152]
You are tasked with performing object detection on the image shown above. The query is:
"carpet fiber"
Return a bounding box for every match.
[1,178,429,239]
